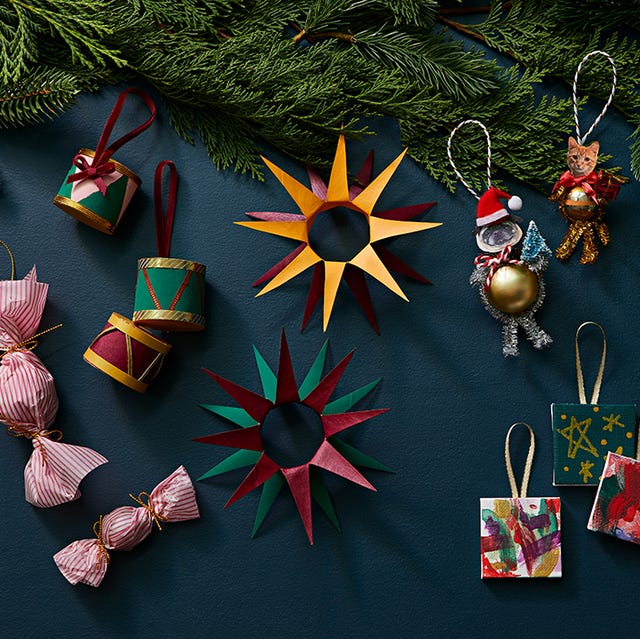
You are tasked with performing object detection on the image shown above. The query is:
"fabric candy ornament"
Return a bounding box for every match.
[550,51,629,264]
[588,451,640,545]
[132,161,206,331]
[447,120,552,357]
[552,322,636,486]
[53,465,199,587]
[53,87,157,235]
[480,422,562,579]
[0,242,107,507]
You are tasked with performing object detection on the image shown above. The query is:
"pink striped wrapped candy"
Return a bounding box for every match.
[0,266,107,507]
[54,465,200,587]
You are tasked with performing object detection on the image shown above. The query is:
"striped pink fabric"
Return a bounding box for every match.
[54,466,199,587]
[0,267,107,507]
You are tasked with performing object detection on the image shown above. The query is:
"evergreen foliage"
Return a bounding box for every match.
[0,0,639,188]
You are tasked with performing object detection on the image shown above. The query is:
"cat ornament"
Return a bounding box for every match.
[550,136,628,264]
[470,187,552,357]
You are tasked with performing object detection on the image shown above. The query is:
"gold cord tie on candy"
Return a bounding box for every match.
[504,422,536,499]
[129,491,168,531]
[0,323,63,359]
[93,516,111,568]
[575,321,606,405]
[0,239,15,280]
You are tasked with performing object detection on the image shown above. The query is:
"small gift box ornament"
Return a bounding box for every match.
[552,322,637,486]
[132,161,206,331]
[83,312,171,393]
[550,51,629,264]
[588,452,640,545]
[480,423,562,578]
[53,87,157,235]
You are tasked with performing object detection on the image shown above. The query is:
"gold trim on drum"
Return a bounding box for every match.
[137,257,206,274]
[53,195,117,235]
[83,348,149,393]
[107,312,172,353]
[77,148,142,185]
[132,309,206,332]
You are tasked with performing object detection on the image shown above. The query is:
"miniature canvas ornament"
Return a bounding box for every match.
[480,423,562,578]
[550,51,629,264]
[447,120,552,357]
[195,330,391,544]
[54,466,199,587]
[552,322,637,486]
[53,87,157,235]
[237,133,441,333]
[84,312,171,393]
[0,241,107,507]
[588,452,640,545]
[132,161,206,331]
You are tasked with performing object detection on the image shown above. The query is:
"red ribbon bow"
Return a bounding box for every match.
[68,155,117,196]
[553,171,599,204]
[474,245,523,292]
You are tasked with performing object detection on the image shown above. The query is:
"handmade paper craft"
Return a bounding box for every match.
[550,51,629,264]
[0,241,107,507]
[53,87,157,235]
[133,161,206,331]
[588,452,640,545]
[84,312,171,393]
[195,331,391,544]
[237,134,441,333]
[552,322,636,486]
[448,120,552,356]
[53,466,199,587]
[481,422,562,578]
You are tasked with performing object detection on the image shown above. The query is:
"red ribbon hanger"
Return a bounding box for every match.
[154,160,178,258]
[67,87,157,196]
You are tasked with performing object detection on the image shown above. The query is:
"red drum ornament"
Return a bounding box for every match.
[83,312,171,393]
[132,161,206,331]
[53,88,157,235]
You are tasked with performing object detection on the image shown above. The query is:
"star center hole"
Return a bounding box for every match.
[308,206,370,262]
[261,402,325,468]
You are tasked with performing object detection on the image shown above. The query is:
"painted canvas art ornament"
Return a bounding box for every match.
[195,331,391,544]
[447,120,552,357]
[480,422,562,578]
[54,466,199,587]
[0,241,107,507]
[53,87,157,235]
[132,161,206,331]
[552,322,636,486]
[550,51,629,264]
[237,133,441,333]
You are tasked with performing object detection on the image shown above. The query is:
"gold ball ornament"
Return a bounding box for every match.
[561,186,600,221]
[486,264,539,315]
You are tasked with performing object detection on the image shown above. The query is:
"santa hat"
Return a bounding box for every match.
[476,187,522,227]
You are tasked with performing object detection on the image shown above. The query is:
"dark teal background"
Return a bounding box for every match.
[2,80,640,639]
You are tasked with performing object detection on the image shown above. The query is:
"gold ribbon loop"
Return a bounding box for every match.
[93,516,111,567]
[575,321,606,405]
[505,422,536,499]
[0,323,63,359]
[129,491,168,531]
[0,239,15,280]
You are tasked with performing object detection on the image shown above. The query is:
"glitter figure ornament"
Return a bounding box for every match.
[448,120,552,357]
[550,51,629,264]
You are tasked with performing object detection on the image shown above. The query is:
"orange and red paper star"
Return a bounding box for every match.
[238,134,441,332]
[195,331,391,544]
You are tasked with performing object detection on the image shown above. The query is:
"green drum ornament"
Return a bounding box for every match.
[133,257,206,331]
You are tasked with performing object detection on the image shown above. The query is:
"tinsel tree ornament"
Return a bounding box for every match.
[447,120,552,357]
[550,51,629,264]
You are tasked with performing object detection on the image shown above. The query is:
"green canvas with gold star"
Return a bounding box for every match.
[552,403,637,486]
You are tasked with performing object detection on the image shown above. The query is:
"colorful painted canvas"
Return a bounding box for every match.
[552,403,637,486]
[480,497,562,578]
[588,452,640,545]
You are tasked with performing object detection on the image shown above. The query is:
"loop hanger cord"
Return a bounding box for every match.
[0,239,15,280]
[446,119,492,201]
[153,160,179,258]
[572,51,617,145]
[575,321,606,405]
[504,422,535,499]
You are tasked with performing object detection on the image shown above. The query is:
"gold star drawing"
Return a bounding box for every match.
[557,416,599,459]
[579,460,595,483]
[602,413,624,432]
